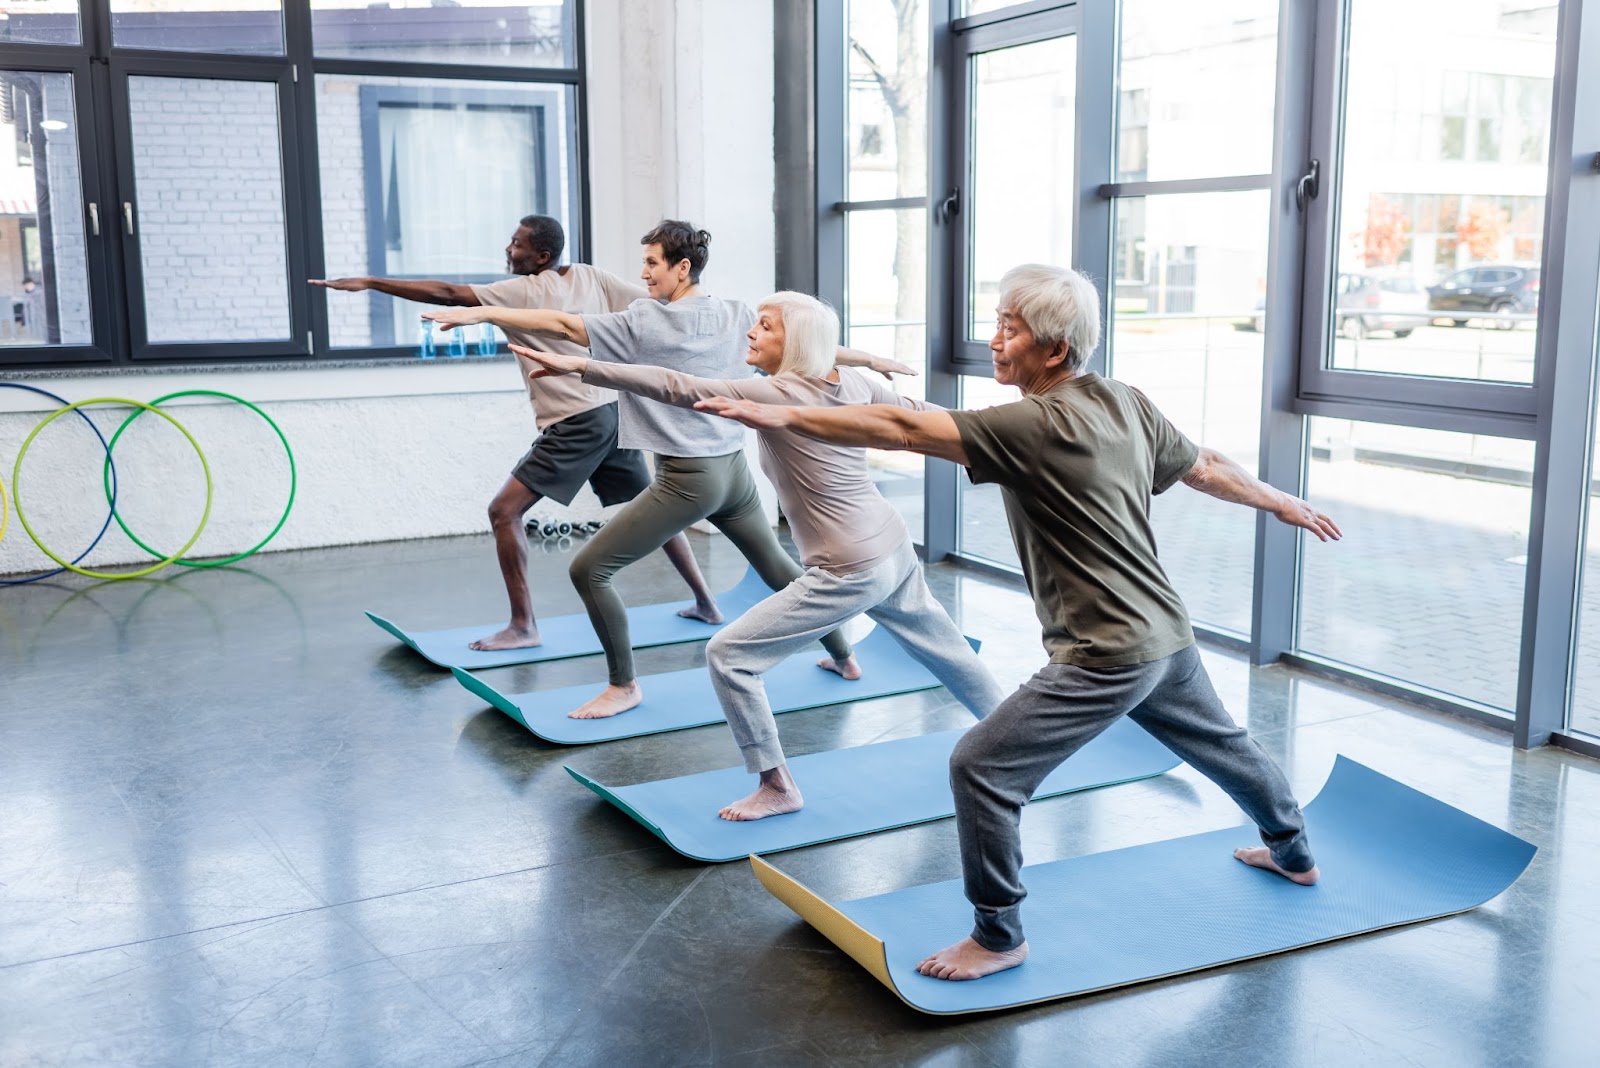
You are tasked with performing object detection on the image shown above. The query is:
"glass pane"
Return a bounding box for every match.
[128,76,290,344]
[312,0,574,68]
[1327,1,1555,383]
[957,374,1022,570]
[111,1,284,56]
[1566,273,1600,738]
[846,0,926,200]
[1109,190,1270,635]
[0,2,81,46]
[968,35,1075,341]
[316,75,576,350]
[1117,0,1277,182]
[1297,417,1532,710]
[0,71,91,347]
[846,208,927,541]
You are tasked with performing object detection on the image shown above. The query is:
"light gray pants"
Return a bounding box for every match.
[706,541,1007,773]
[950,644,1314,952]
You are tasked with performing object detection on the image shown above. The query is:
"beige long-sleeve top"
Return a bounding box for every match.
[579,361,935,575]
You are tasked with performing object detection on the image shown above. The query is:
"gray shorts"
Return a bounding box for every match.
[512,402,650,507]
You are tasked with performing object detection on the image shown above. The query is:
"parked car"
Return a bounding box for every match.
[1426,265,1540,328]
[1335,271,1427,339]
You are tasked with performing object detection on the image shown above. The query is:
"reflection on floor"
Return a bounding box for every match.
[1,531,1593,1066]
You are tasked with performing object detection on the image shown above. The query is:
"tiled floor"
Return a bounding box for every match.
[1,531,1594,1066]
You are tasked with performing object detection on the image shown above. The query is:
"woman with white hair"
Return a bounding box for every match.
[516,290,1006,821]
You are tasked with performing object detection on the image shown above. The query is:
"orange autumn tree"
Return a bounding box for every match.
[1456,202,1509,261]
[1363,194,1411,267]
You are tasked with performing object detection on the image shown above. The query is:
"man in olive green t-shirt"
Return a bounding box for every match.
[696,264,1343,983]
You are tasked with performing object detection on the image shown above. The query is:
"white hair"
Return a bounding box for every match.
[757,291,840,378]
[997,264,1102,372]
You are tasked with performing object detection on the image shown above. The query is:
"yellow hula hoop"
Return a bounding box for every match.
[12,397,213,580]
[0,469,9,547]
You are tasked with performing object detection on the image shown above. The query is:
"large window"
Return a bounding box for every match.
[821,0,930,542]
[1106,1,1279,637]
[0,0,582,368]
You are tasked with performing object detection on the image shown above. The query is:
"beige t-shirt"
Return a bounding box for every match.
[471,264,648,430]
[579,361,933,574]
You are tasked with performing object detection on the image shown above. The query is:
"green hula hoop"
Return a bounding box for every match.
[13,397,213,580]
[102,389,296,568]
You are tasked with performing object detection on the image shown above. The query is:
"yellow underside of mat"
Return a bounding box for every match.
[749,856,897,996]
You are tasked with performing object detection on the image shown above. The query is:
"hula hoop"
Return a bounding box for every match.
[0,382,121,585]
[102,389,296,568]
[13,397,212,580]
[0,470,8,547]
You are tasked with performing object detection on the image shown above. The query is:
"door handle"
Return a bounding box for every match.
[1295,159,1320,211]
[123,202,134,235]
[935,187,960,224]
[87,202,99,236]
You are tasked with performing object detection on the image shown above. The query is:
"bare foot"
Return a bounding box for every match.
[468,625,542,651]
[1233,847,1320,885]
[916,937,1029,981]
[718,766,803,821]
[677,600,724,625]
[568,682,643,719]
[817,654,862,681]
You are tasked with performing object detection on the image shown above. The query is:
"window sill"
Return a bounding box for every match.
[0,354,526,410]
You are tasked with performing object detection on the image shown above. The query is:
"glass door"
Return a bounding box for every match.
[946,6,1079,568]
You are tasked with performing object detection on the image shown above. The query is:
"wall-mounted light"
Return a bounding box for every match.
[39,120,68,131]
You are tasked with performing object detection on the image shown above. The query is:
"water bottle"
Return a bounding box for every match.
[447,323,467,358]
[418,320,436,359]
[478,321,497,357]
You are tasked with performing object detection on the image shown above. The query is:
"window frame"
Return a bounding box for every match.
[0,0,589,370]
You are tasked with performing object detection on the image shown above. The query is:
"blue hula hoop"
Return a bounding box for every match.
[0,382,120,585]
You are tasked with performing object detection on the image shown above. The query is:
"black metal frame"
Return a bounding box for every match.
[0,0,588,371]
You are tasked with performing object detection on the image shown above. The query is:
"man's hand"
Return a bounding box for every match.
[309,277,370,292]
[422,306,488,330]
[1274,494,1342,542]
[694,396,796,432]
[510,342,588,379]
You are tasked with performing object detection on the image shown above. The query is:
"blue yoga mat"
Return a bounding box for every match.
[566,718,1179,862]
[452,628,976,744]
[752,756,1537,1015]
[366,567,772,670]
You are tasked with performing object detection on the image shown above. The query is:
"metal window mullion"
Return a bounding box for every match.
[1098,174,1273,198]
[1073,0,1113,376]
[285,0,327,358]
[814,0,845,314]
[924,0,959,562]
[1251,0,1321,665]
[310,58,582,86]
[1516,0,1600,748]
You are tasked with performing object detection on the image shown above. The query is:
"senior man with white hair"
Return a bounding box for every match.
[695,264,1343,982]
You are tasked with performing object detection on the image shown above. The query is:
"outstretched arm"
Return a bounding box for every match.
[1181,447,1342,542]
[310,277,480,306]
[423,305,589,344]
[834,346,918,380]
[695,398,968,465]
[514,343,785,408]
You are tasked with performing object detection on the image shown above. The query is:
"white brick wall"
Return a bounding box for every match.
[129,76,291,343]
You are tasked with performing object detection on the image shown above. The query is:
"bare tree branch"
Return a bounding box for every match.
[849,38,908,119]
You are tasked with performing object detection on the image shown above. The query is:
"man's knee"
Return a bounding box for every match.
[949,728,991,790]
[488,498,526,530]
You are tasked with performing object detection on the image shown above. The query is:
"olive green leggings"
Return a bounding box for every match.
[570,450,853,685]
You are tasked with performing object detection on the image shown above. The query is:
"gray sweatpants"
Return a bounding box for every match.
[950,644,1314,952]
[706,541,1007,773]
[570,450,852,686]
